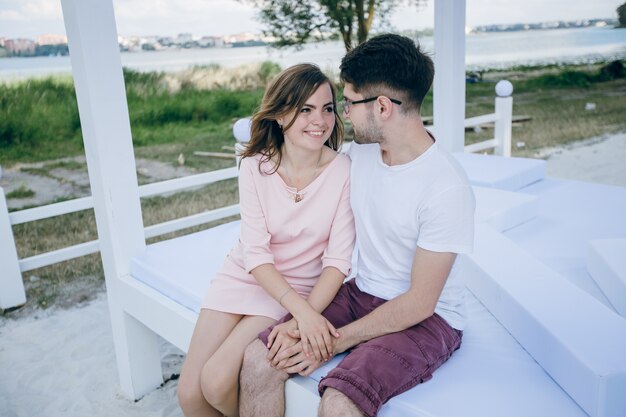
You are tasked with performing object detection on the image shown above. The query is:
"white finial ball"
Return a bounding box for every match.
[495,80,513,97]
[233,118,252,143]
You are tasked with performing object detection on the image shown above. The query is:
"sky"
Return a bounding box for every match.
[0,0,623,39]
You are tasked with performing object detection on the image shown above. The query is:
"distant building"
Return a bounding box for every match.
[176,33,193,44]
[224,32,257,44]
[198,36,224,48]
[4,38,36,54]
[37,34,68,46]
[158,36,175,47]
[118,35,142,52]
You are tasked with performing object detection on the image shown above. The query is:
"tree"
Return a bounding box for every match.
[618,1,626,28]
[245,0,426,51]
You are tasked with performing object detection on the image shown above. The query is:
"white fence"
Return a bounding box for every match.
[0,83,513,311]
[0,167,241,311]
[463,80,514,156]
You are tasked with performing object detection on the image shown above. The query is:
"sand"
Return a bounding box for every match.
[0,293,185,417]
[1,133,625,417]
[538,132,626,187]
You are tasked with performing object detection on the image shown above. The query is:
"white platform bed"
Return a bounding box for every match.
[127,153,626,417]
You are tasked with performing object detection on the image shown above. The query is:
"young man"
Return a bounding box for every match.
[239,34,475,417]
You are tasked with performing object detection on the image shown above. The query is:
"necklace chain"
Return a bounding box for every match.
[283,150,323,203]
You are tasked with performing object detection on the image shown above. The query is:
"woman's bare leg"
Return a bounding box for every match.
[178,309,242,417]
[200,315,276,416]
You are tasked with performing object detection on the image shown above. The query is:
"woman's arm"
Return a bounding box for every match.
[251,263,339,361]
[269,163,356,362]
[238,157,339,361]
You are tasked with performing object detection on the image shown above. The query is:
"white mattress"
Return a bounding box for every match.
[310,291,588,417]
[131,224,588,417]
[453,152,546,191]
[130,184,590,417]
[131,220,241,313]
[504,179,626,310]
[587,239,626,318]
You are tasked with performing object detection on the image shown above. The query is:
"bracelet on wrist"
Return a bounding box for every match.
[278,287,293,306]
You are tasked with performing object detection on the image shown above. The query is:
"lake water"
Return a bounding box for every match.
[1,26,625,80]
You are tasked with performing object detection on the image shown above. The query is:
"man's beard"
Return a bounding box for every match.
[353,117,383,145]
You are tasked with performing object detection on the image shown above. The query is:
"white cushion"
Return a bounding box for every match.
[131,221,241,313]
[473,186,537,232]
[464,223,626,417]
[504,179,626,311]
[587,239,626,318]
[453,152,546,191]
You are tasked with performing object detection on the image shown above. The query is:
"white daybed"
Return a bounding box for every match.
[58,1,626,415]
[129,153,626,417]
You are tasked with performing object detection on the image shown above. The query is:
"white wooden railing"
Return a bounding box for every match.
[462,80,514,156]
[0,85,513,311]
[0,151,244,311]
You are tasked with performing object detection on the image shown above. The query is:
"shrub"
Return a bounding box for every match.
[258,61,282,85]
[0,78,80,153]
[597,60,625,81]
[527,71,593,88]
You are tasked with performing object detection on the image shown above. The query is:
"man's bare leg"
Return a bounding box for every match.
[240,339,289,417]
[318,388,364,417]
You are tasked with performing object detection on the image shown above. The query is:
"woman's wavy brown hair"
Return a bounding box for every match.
[239,63,344,173]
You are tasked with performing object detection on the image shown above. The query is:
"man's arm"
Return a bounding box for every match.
[281,246,456,361]
[332,247,456,354]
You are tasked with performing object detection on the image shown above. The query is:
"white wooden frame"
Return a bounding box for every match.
[432,0,466,153]
[62,0,471,401]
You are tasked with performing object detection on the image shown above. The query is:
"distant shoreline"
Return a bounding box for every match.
[1,18,621,61]
[2,25,625,82]
[2,55,625,84]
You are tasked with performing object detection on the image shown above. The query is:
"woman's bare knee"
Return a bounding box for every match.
[200,359,237,411]
[177,369,206,414]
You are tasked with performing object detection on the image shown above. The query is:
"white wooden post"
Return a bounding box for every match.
[0,187,26,311]
[494,80,514,157]
[233,117,251,165]
[433,0,466,152]
[61,0,162,399]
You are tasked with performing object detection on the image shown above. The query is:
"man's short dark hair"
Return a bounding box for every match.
[340,34,434,113]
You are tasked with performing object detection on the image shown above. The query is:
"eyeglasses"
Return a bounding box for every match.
[340,96,402,114]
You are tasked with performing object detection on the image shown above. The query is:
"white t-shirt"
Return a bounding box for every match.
[348,140,475,330]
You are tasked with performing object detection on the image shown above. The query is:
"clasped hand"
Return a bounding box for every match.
[266,314,339,376]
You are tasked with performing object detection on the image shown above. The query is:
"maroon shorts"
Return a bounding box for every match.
[258,279,463,417]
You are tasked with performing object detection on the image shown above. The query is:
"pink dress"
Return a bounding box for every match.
[202,152,355,320]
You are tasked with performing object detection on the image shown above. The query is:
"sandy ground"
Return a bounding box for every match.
[1,133,625,417]
[537,132,626,187]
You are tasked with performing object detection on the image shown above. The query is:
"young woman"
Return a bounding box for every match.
[177,63,355,417]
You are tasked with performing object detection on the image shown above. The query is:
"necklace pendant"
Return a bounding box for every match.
[294,193,303,203]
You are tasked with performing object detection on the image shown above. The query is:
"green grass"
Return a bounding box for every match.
[0,67,267,166]
[2,61,625,166]
[6,184,35,199]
